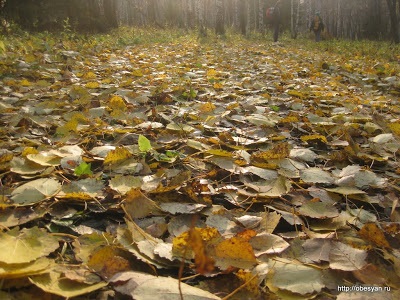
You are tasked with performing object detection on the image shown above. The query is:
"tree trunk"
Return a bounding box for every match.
[258,0,264,33]
[197,0,207,36]
[215,0,225,35]
[386,0,400,43]
[246,0,251,35]
[337,0,342,38]
[290,0,300,38]
[103,0,118,28]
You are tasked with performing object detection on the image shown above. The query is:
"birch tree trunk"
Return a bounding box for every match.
[336,0,342,38]
[306,0,313,33]
[290,0,299,38]
[239,1,248,36]
[246,0,251,35]
[258,0,264,33]
[215,0,225,35]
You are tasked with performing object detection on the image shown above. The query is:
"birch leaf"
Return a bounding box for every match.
[0,227,59,264]
[110,271,220,300]
[329,242,368,271]
[11,178,61,205]
[267,260,325,295]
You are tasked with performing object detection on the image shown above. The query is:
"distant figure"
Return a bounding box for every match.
[272,6,281,42]
[266,4,281,42]
[310,12,324,42]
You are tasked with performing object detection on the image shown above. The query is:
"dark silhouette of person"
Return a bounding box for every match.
[310,12,324,42]
[266,1,281,42]
[272,5,281,42]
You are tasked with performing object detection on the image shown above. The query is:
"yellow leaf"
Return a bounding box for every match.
[0,257,53,279]
[0,151,14,163]
[85,81,100,89]
[227,102,239,110]
[56,119,78,135]
[30,270,107,298]
[132,69,143,77]
[236,270,260,296]
[279,116,299,124]
[199,102,216,113]
[389,122,400,136]
[301,134,328,144]
[287,90,306,99]
[207,69,217,77]
[213,235,257,270]
[206,149,233,157]
[70,112,88,123]
[82,71,97,79]
[120,79,133,87]
[57,192,93,201]
[101,78,113,84]
[108,95,127,112]
[251,142,290,161]
[213,82,223,90]
[270,135,287,141]
[24,53,36,63]
[0,41,4,52]
[104,146,132,165]
[20,79,32,87]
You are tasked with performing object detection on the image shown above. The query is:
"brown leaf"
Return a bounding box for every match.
[189,227,215,274]
[358,222,390,249]
[87,246,131,280]
[124,188,162,218]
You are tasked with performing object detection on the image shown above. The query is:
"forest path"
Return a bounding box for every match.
[1,35,400,299]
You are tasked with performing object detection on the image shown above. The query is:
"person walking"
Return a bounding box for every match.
[266,1,281,42]
[310,12,324,42]
[272,5,281,42]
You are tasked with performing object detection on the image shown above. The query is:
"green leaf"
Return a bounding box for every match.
[270,105,280,112]
[138,135,152,152]
[74,161,93,176]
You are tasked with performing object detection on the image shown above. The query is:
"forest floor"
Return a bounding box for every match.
[1,28,400,299]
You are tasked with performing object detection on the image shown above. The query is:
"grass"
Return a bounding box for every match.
[1,26,399,72]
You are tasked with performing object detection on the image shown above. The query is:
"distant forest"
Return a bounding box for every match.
[1,0,399,43]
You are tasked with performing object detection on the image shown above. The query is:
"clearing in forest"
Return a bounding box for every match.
[0,30,400,299]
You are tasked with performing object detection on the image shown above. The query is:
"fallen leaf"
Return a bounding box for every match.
[329,242,368,271]
[11,178,61,205]
[298,201,339,219]
[0,227,59,264]
[30,269,107,298]
[358,223,390,249]
[267,260,325,295]
[109,271,220,299]
[87,246,131,279]
[124,188,162,218]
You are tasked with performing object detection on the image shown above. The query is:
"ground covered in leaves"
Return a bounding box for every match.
[1,29,400,299]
